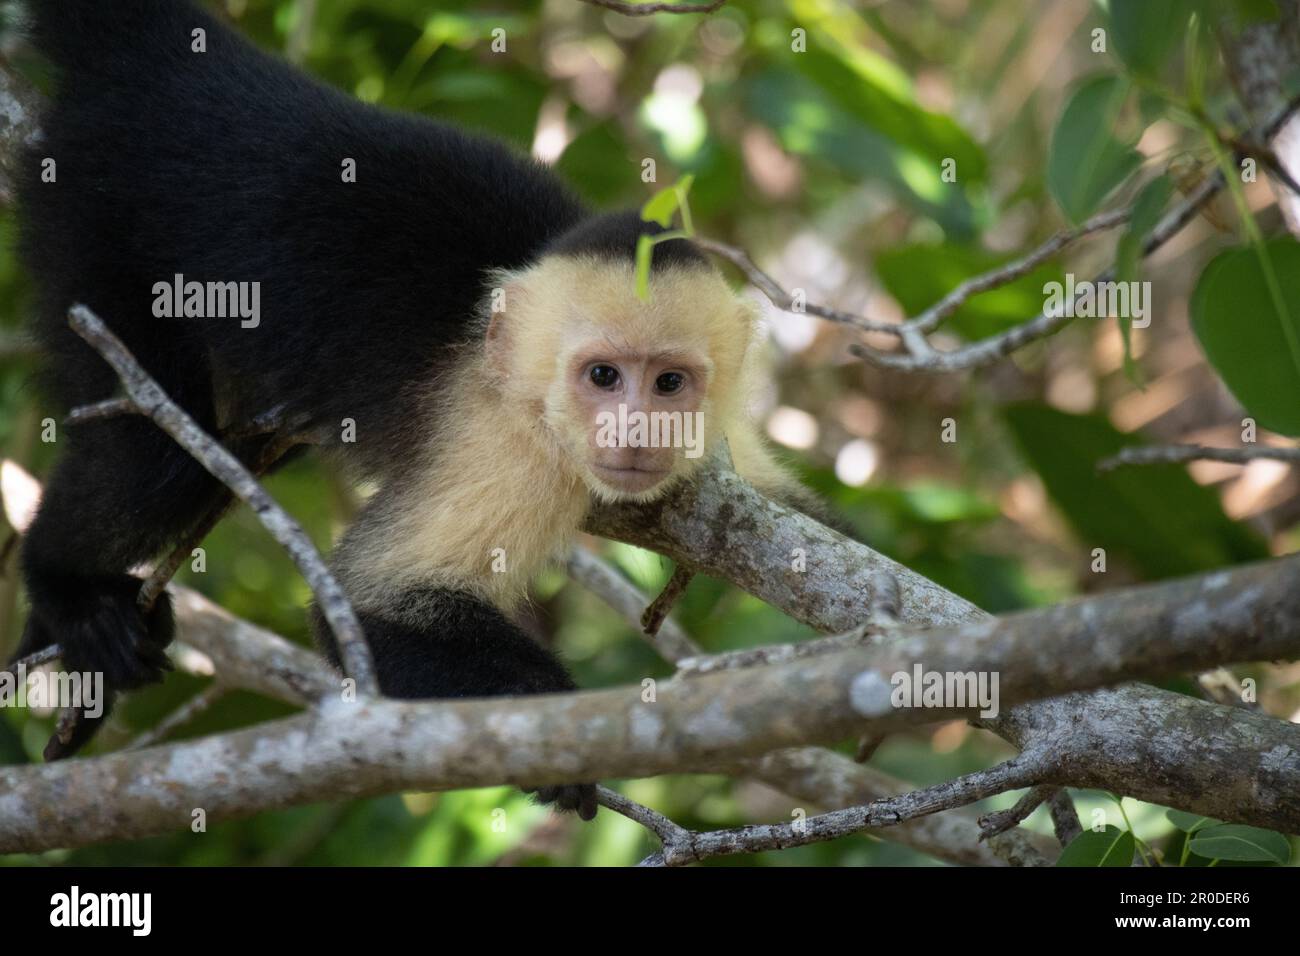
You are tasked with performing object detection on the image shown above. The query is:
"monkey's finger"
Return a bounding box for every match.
[529,785,561,805]
[43,696,116,762]
[576,785,598,821]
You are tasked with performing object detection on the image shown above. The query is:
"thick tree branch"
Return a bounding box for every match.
[2,530,1299,851]
[566,546,1050,865]
[587,464,1300,832]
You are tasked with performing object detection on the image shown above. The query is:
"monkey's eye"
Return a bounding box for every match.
[655,372,685,394]
[589,365,621,389]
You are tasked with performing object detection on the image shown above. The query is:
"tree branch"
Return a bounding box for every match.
[574,0,726,15]
[587,464,1300,832]
[2,523,1298,851]
[640,562,693,637]
[66,304,376,695]
[1099,443,1300,471]
[706,97,1300,374]
[639,755,1042,867]
[566,546,1050,865]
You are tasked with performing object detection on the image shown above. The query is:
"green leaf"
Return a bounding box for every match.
[639,175,695,231]
[1115,175,1175,384]
[1003,404,1269,578]
[786,25,987,184]
[1190,238,1300,436]
[745,69,981,238]
[640,186,681,229]
[1057,826,1136,867]
[1165,809,1221,833]
[1047,76,1143,224]
[1107,0,1190,79]
[635,234,654,302]
[1189,824,1292,864]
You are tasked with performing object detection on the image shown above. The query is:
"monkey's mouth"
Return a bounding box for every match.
[590,463,671,494]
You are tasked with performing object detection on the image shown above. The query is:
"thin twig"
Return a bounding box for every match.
[47,704,84,761]
[596,786,690,845]
[909,209,1132,335]
[67,304,378,695]
[695,239,906,335]
[1,643,60,676]
[850,98,1300,372]
[638,755,1042,866]
[712,97,1300,375]
[978,783,1056,840]
[64,397,137,425]
[700,210,1128,341]
[854,735,884,763]
[641,563,693,637]
[1048,789,1082,847]
[575,0,726,15]
[1099,443,1300,471]
[137,501,234,613]
[126,683,227,750]
[565,547,702,663]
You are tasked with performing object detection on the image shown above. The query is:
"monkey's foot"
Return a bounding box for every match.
[20,572,175,691]
[526,783,598,821]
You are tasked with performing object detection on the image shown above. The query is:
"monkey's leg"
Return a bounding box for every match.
[313,587,598,819]
[15,412,231,755]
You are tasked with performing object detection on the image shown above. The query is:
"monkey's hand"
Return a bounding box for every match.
[14,572,175,758]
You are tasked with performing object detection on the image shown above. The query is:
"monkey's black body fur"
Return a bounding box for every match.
[14,0,677,809]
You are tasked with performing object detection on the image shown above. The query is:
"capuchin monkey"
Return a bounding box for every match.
[12,0,813,818]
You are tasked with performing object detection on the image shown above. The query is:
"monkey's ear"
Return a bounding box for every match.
[484,280,524,375]
[485,309,510,375]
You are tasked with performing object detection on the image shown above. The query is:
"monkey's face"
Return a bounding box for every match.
[485,256,756,503]
[566,344,711,500]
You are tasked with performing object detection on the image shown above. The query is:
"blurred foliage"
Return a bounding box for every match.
[2,0,1298,867]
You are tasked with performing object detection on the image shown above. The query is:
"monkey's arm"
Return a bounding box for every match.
[311,588,598,819]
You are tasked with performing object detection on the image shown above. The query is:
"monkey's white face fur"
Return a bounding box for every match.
[354,254,796,614]
[487,256,757,503]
